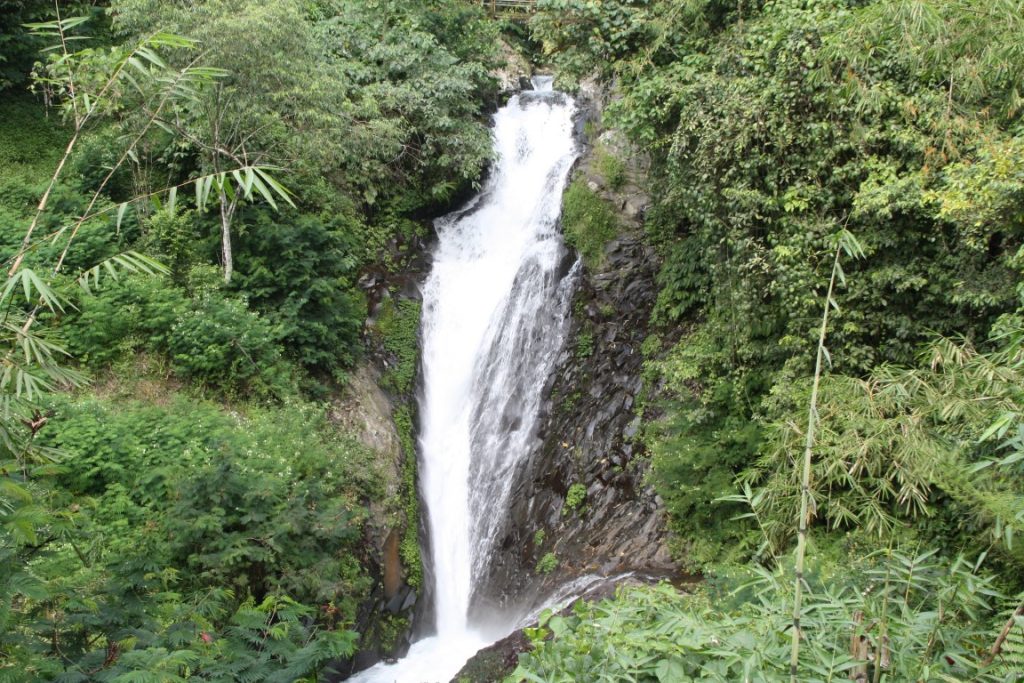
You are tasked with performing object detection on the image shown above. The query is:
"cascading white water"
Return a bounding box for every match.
[349,78,579,682]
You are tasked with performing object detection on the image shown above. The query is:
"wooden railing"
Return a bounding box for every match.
[482,0,538,18]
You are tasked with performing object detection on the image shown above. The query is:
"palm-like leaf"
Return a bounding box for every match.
[76,251,170,295]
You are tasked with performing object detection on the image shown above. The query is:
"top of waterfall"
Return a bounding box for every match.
[531,75,554,92]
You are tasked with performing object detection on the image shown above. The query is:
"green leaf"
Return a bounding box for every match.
[1,269,66,312]
[116,202,129,232]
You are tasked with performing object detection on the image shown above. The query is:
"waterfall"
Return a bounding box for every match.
[350,78,579,682]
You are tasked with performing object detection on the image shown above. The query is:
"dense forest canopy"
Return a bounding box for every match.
[1,0,1023,680]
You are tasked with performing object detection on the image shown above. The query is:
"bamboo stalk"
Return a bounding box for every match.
[790,241,844,682]
[984,600,1024,666]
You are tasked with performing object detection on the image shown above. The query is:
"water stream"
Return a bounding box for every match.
[350,77,579,682]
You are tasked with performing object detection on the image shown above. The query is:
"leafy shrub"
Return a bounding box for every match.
[561,180,618,270]
[564,483,586,513]
[536,552,558,575]
[538,0,1024,588]
[45,394,227,498]
[30,392,380,676]
[232,207,366,377]
[62,264,300,401]
[646,326,768,569]
[63,273,188,366]
[514,552,1006,682]
[162,404,376,606]
[648,236,711,325]
[142,207,205,283]
[168,291,294,399]
[529,0,655,81]
[320,0,498,209]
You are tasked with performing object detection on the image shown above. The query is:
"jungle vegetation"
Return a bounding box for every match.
[3,0,1024,680]
[0,0,500,679]
[515,0,1024,680]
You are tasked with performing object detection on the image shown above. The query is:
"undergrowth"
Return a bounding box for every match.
[561,180,618,271]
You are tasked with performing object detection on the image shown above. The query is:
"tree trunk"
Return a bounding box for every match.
[219,191,237,283]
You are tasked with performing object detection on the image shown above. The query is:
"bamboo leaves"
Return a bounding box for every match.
[0,313,86,401]
[513,554,1002,682]
[76,251,169,296]
[193,166,295,213]
[0,268,65,313]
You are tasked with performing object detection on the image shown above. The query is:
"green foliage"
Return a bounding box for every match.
[394,406,423,590]
[740,325,1024,572]
[166,287,294,399]
[375,299,422,397]
[232,206,367,377]
[61,264,304,401]
[534,0,1024,577]
[9,391,378,678]
[0,95,65,199]
[561,180,619,271]
[0,0,503,676]
[529,6,1024,678]
[112,0,499,213]
[0,0,87,91]
[315,0,499,208]
[560,390,582,414]
[141,207,203,282]
[63,273,187,366]
[536,552,558,575]
[531,0,656,82]
[33,592,359,682]
[369,613,410,654]
[574,329,594,359]
[645,324,767,568]
[563,483,586,513]
[513,552,1005,682]
[993,606,1024,679]
[533,529,546,546]
[594,145,627,192]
